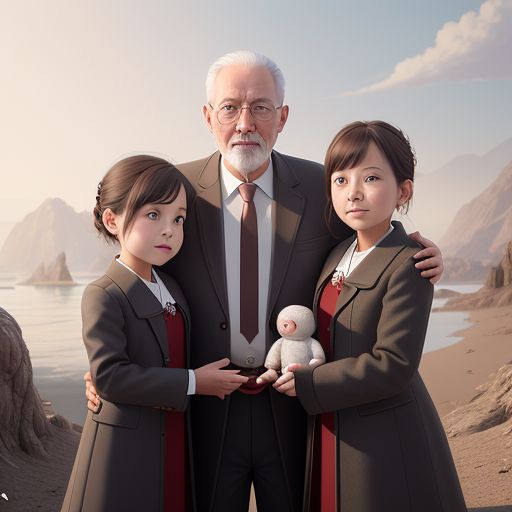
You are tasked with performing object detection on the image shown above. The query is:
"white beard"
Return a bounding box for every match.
[224,133,271,180]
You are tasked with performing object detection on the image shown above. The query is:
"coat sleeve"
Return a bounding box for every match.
[82,283,189,411]
[295,255,433,414]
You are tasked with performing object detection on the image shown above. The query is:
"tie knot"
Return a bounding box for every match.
[238,182,256,202]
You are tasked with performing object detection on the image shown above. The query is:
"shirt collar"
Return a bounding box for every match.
[220,155,273,201]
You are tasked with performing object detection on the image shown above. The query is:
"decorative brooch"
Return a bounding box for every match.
[331,270,345,291]
[164,302,176,316]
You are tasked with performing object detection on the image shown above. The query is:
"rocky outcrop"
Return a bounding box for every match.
[444,364,512,437]
[434,288,462,299]
[0,308,51,463]
[485,241,512,288]
[21,252,75,285]
[440,241,512,310]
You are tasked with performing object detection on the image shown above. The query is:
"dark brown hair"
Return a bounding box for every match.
[324,120,416,223]
[94,155,187,242]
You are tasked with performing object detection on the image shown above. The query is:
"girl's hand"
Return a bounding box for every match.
[194,358,248,400]
[409,231,444,284]
[273,363,302,397]
[256,368,279,385]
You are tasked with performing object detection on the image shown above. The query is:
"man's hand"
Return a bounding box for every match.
[84,371,101,412]
[194,358,248,400]
[273,363,302,397]
[409,231,444,284]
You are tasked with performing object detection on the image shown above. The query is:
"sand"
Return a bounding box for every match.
[420,306,512,510]
[1,306,511,511]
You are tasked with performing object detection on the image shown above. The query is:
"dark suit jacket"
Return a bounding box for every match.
[61,260,196,512]
[168,151,351,512]
[295,222,466,512]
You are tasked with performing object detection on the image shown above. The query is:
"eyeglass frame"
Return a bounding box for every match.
[207,101,283,125]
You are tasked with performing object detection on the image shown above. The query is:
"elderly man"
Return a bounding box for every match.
[86,51,443,512]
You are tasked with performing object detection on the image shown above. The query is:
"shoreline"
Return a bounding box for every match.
[420,305,512,509]
[420,306,512,417]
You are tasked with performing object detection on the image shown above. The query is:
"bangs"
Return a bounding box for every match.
[123,163,186,235]
[325,124,371,175]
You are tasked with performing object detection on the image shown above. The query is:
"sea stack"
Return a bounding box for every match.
[21,252,75,285]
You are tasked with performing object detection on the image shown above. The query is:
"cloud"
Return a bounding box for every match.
[344,0,512,96]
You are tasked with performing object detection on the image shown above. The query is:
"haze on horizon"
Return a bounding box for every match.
[1,0,511,236]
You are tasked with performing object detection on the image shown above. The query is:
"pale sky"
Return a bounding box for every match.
[1,0,511,225]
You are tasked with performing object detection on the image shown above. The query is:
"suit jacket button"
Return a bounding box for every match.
[220,322,228,330]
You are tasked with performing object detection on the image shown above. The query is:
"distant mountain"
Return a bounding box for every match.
[411,137,512,240]
[438,161,512,281]
[0,198,116,272]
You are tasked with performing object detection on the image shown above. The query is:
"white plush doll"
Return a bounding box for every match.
[264,305,326,373]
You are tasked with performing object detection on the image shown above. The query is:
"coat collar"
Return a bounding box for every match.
[105,258,172,361]
[314,221,415,315]
[105,258,163,318]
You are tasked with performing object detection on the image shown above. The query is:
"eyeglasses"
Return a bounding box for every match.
[208,102,282,125]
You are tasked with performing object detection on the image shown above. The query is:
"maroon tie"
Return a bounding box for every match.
[239,182,258,343]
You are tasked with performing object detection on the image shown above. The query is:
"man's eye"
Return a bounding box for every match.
[220,104,237,112]
[253,104,271,112]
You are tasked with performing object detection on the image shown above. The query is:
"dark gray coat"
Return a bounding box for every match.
[61,260,195,512]
[295,222,467,512]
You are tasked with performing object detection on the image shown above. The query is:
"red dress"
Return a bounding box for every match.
[163,307,189,512]
[311,281,340,512]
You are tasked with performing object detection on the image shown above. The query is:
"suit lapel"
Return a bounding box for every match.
[105,259,169,361]
[193,152,229,318]
[267,151,306,320]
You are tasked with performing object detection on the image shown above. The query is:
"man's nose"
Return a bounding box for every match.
[236,106,256,133]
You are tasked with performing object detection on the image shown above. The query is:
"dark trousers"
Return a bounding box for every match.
[211,388,291,512]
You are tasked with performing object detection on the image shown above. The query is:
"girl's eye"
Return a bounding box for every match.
[174,215,185,225]
[334,176,345,185]
[147,211,158,220]
[366,175,379,182]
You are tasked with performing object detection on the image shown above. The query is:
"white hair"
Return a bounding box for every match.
[205,50,285,105]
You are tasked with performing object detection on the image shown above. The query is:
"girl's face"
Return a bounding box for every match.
[105,185,187,279]
[330,142,412,249]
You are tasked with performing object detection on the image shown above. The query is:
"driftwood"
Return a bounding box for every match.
[0,307,50,464]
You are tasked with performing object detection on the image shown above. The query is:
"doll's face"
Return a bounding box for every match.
[277,318,296,337]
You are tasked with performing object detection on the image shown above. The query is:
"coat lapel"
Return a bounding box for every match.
[314,222,412,319]
[193,152,229,318]
[267,151,306,320]
[105,259,169,361]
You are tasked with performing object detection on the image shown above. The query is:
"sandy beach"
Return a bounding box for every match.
[1,306,511,511]
[420,306,512,510]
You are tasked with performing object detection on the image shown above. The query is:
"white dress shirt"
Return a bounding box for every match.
[116,258,196,394]
[220,158,273,368]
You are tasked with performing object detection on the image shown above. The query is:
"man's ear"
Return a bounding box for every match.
[277,105,289,133]
[203,104,213,133]
[102,208,121,237]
